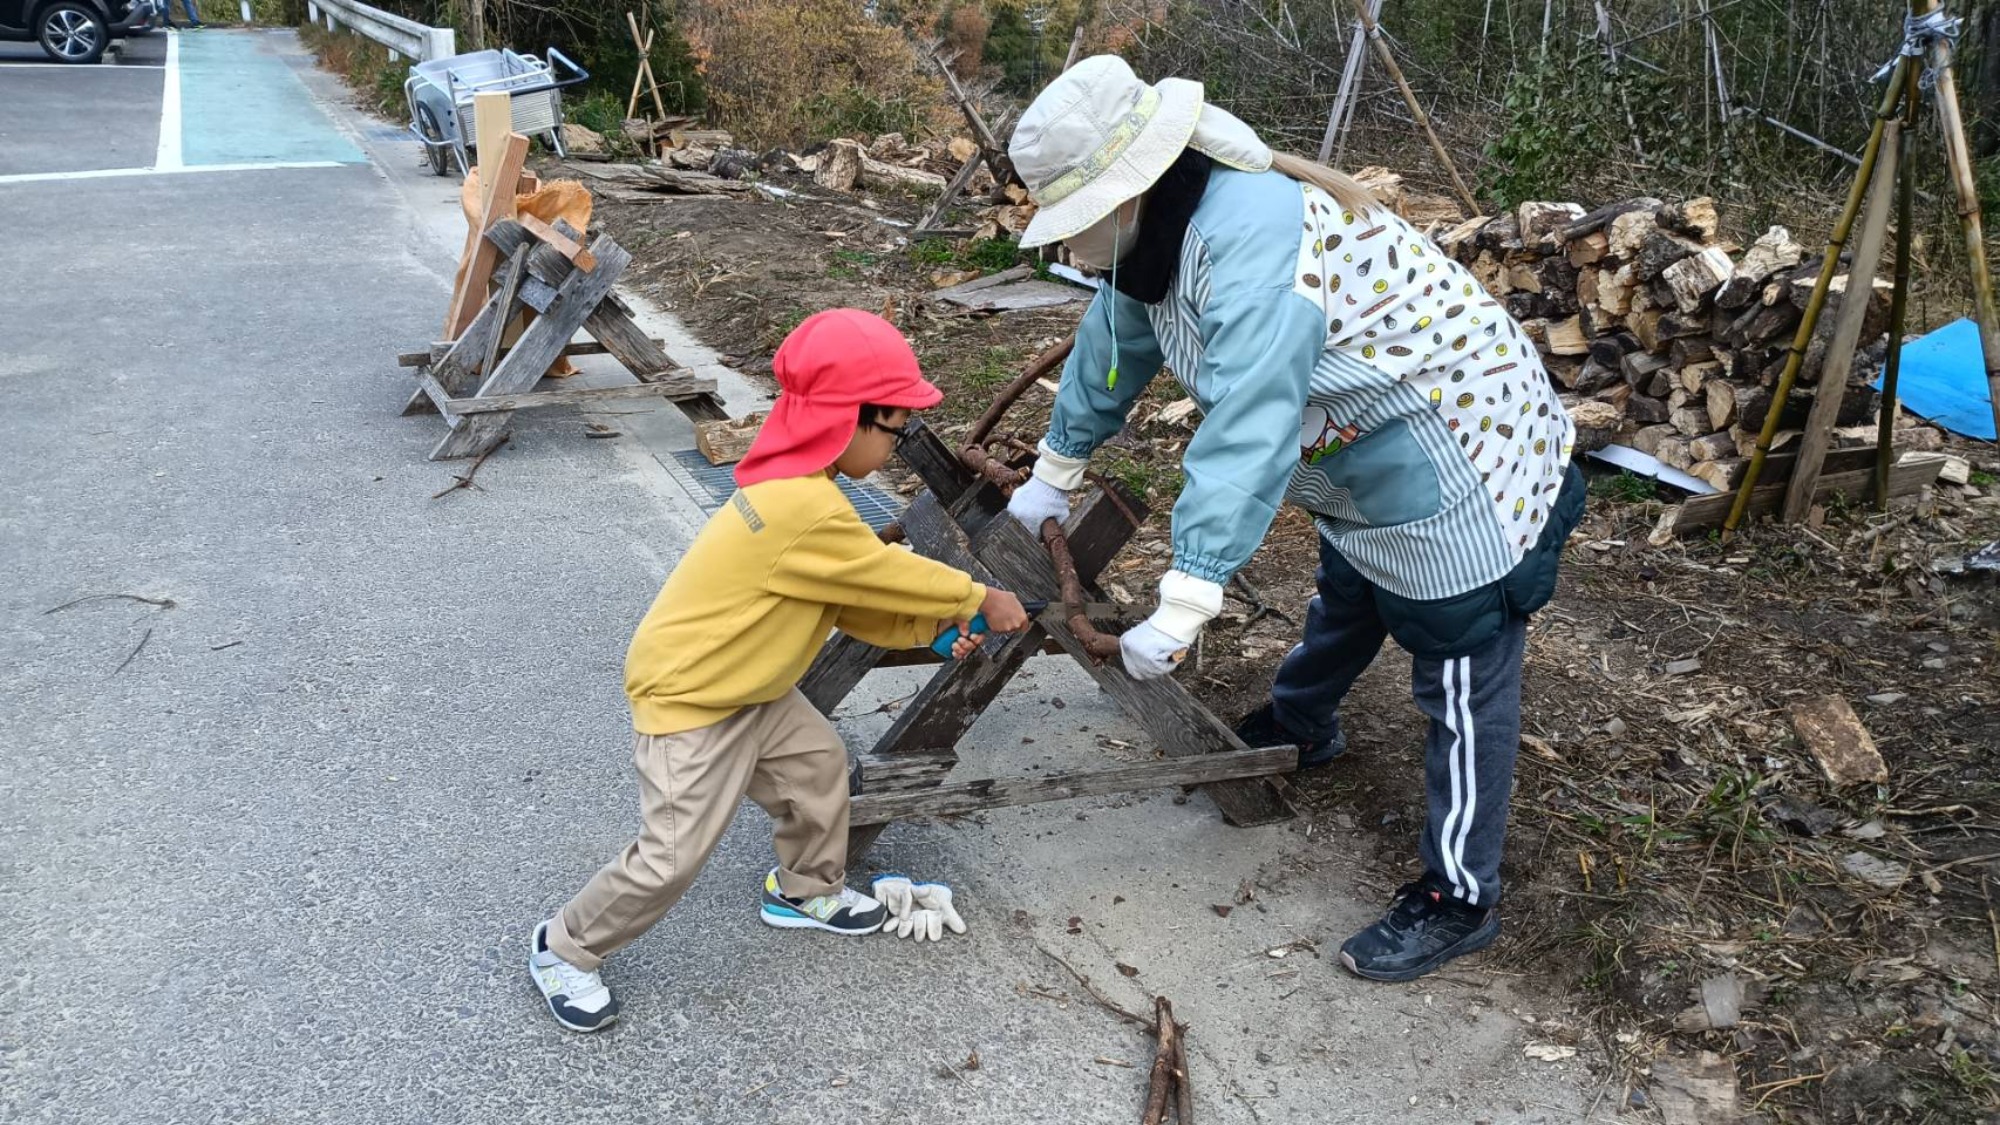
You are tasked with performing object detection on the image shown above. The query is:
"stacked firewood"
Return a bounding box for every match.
[1436,198,1902,489]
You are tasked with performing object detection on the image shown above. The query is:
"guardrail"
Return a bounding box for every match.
[305,0,456,62]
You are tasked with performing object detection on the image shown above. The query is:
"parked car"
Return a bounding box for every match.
[0,0,156,65]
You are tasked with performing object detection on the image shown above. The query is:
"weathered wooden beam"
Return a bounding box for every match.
[430,236,631,460]
[1676,455,1947,532]
[444,373,720,415]
[398,338,667,368]
[849,746,1297,825]
[970,503,1294,828]
[403,280,517,416]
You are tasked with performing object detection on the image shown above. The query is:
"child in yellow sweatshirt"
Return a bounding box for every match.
[528,308,1030,1032]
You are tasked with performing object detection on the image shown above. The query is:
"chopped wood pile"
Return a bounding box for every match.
[1436,198,1923,490]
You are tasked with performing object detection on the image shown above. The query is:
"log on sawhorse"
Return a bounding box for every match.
[401,217,729,460]
[802,420,1296,862]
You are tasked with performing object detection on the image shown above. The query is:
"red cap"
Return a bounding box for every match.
[734,309,942,487]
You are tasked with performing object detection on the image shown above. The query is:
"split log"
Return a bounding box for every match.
[1437,215,1492,262]
[573,162,751,195]
[1595,265,1636,317]
[1517,201,1586,251]
[1657,196,1721,242]
[1679,360,1722,394]
[1567,230,1611,267]
[1630,422,1679,456]
[1663,247,1735,313]
[1739,225,1805,281]
[1789,696,1887,786]
[696,413,764,465]
[860,155,949,193]
[1575,357,1623,393]
[1706,380,1739,431]
[1630,309,1666,351]
[1627,394,1671,425]
[1545,315,1590,357]
[1622,351,1672,389]
[814,138,864,191]
[1633,230,1704,282]
[1656,435,1694,470]
[1607,209,1659,259]
[1589,332,1642,367]
[1568,399,1623,429]
[1671,406,1710,437]
[1689,432,1738,462]
[1563,197,1662,243]
[1692,457,1749,490]
[1671,337,1717,368]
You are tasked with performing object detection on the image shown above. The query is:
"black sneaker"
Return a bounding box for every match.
[1339,876,1500,982]
[1233,701,1345,769]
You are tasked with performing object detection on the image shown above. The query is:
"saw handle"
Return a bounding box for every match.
[932,600,1049,658]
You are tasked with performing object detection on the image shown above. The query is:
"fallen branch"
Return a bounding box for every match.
[114,627,153,674]
[431,436,509,499]
[43,593,176,615]
[1142,997,1178,1124]
[1036,945,1152,1030]
[1042,518,1125,661]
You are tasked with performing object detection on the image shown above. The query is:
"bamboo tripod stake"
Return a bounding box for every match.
[1876,67,1921,508]
[1349,0,1480,217]
[1782,113,1900,524]
[1725,0,2000,538]
[1721,55,1911,539]
[1922,2,2000,442]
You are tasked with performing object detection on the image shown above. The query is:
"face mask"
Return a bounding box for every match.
[1065,201,1143,270]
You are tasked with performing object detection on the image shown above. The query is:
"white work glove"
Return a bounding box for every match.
[1120,571,1224,681]
[888,882,968,943]
[871,875,916,925]
[1006,441,1090,534]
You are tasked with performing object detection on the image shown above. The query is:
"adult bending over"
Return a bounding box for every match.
[1006,57,1586,982]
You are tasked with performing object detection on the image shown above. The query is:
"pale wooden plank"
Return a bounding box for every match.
[444,374,719,415]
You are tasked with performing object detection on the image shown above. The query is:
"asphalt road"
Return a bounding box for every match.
[0,29,1599,1124]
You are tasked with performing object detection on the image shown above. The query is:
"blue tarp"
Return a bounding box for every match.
[1874,317,1996,441]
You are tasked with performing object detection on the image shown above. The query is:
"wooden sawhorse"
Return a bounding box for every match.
[803,422,1297,861]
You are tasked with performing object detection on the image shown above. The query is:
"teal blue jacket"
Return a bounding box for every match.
[1045,167,1576,602]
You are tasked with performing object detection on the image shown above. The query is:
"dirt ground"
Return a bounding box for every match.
[568,158,2000,1122]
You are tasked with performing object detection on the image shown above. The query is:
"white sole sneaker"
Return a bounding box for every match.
[528,921,620,1032]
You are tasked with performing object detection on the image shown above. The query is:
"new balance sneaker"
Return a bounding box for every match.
[758,869,888,934]
[1233,702,1345,770]
[528,920,620,1032]
[1339,875,1501,982]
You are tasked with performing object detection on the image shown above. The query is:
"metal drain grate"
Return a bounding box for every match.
[666,449,904,531]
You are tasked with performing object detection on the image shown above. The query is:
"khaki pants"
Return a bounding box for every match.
[547,689,850,970]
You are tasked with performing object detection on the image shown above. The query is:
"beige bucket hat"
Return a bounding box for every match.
[1010,55,1273,249]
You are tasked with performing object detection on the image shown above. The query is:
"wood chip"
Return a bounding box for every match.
[1789,695,1887,786]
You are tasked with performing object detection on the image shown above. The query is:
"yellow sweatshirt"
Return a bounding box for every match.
[625,474,987,734]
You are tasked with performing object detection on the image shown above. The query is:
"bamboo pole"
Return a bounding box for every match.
[1721,56,1914,539]
[1350,0,1480,216]
[1782,115,1899,524]
[1919,0,2000,443]
[1877,67,1921,508]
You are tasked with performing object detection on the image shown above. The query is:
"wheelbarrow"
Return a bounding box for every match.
[405,47,589,177]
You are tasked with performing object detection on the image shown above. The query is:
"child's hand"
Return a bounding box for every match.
[945,622,985,659]
[979,588,1031,633]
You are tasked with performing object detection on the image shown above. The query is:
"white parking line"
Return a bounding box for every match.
[0,62,166,69]
[0,161,344,185]
[154,30,181,169]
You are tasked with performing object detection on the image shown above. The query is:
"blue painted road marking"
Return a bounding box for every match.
[178,31,366,167]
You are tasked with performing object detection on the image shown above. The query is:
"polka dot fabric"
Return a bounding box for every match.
[1290,184,1575,550]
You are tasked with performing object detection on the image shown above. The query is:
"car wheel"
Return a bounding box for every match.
[415,103,453,177]
[38,2,109,64]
